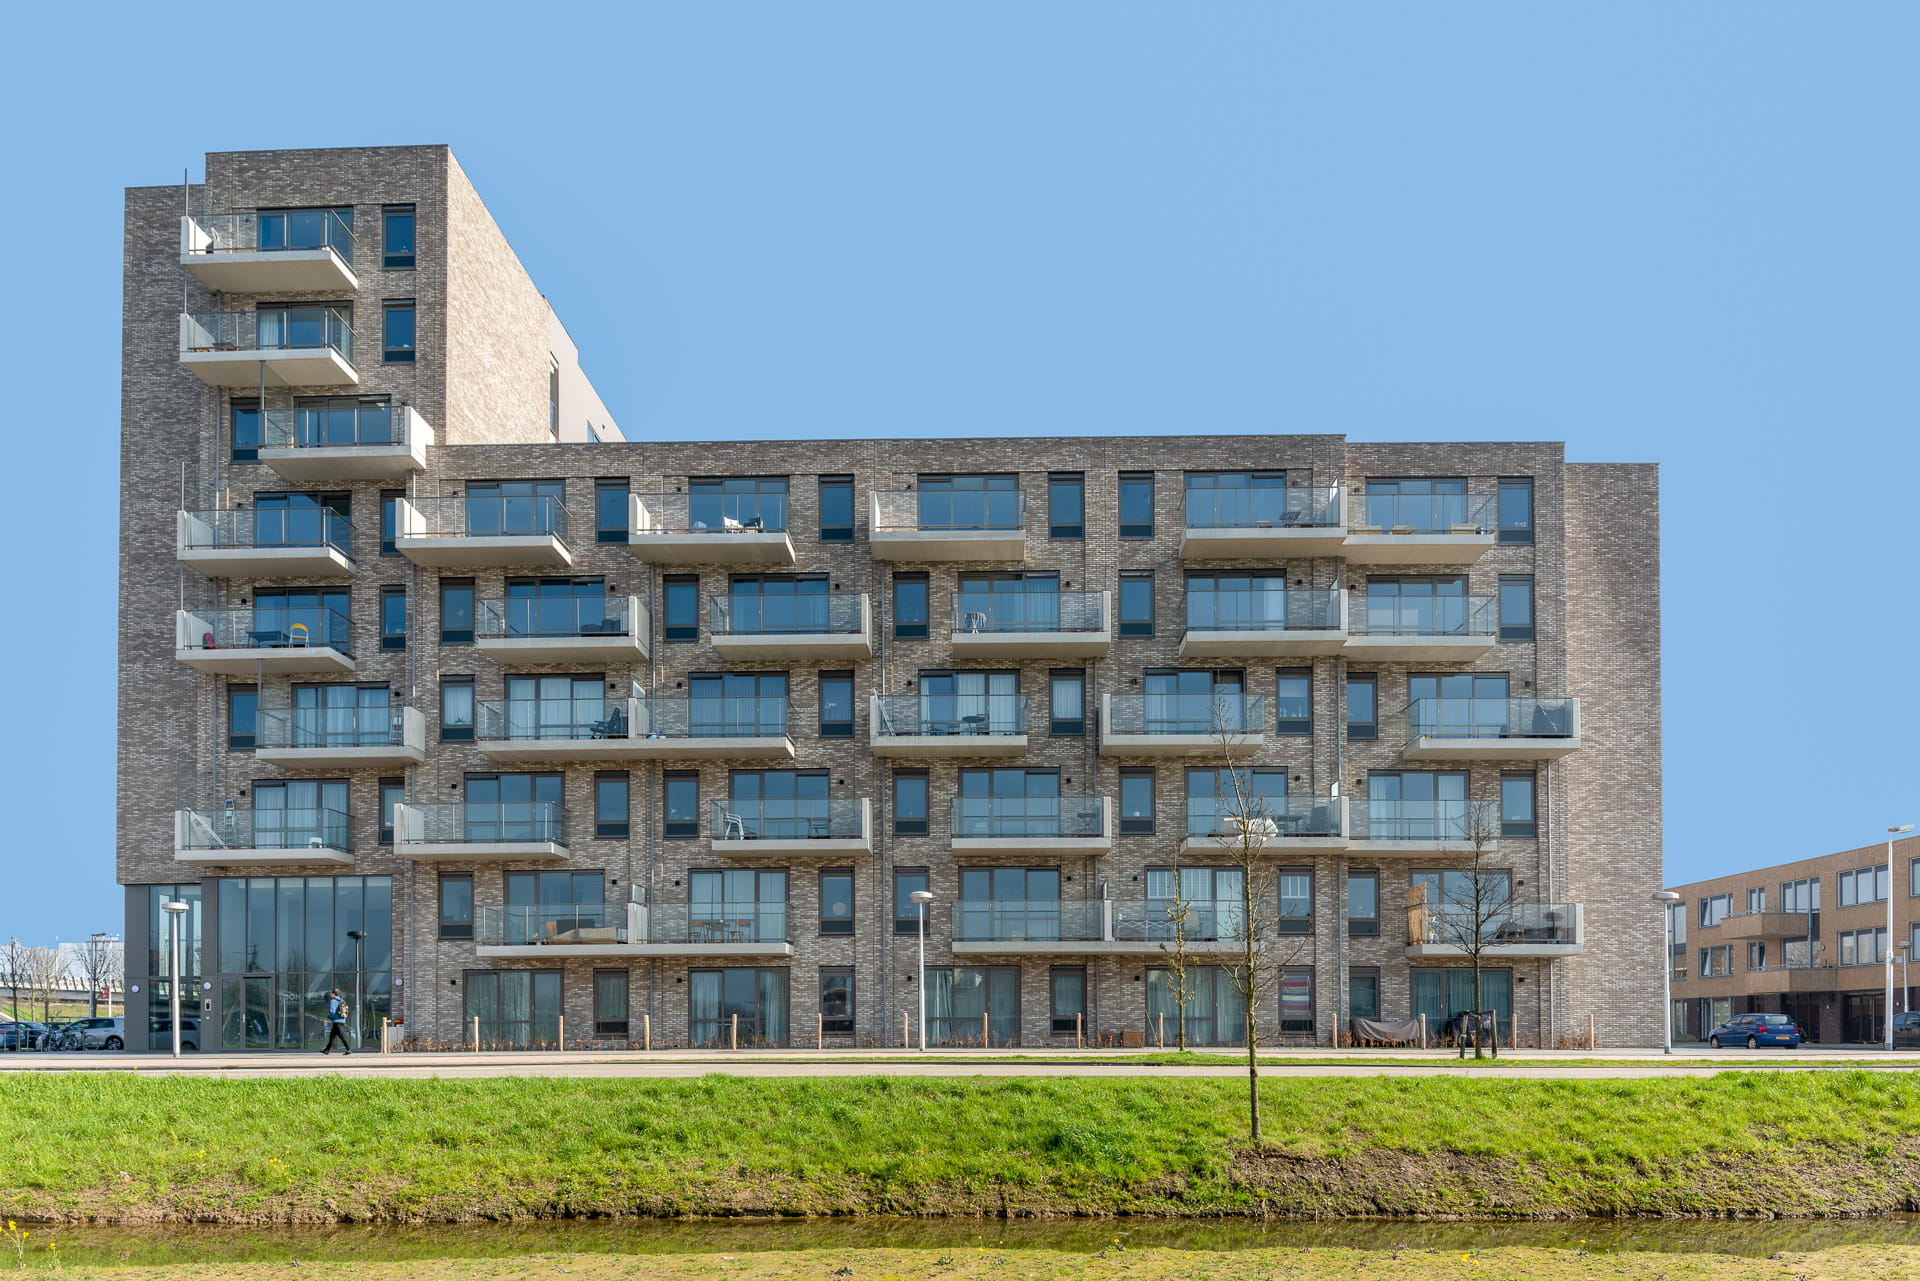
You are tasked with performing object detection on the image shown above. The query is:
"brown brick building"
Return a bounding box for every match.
[119,146,1663,1052]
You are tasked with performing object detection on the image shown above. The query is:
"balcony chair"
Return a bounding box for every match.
[589,706,629,739]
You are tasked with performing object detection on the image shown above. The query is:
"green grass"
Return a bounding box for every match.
[4,1072,1920,1222]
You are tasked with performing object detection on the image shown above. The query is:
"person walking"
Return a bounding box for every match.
[322,988,352,1055]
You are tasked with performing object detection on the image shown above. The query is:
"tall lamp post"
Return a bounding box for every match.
[910,889,934,1052]
[1887,826,1913,1053]
[1652,891,1681,1055]
[346,929,367,1050]
[160,901,190,1059]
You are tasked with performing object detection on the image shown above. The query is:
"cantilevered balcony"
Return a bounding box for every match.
[393,802,568,862]
[1098,692,1268,757]
[258,404,430,482]
[180,210,358,293]
[476,902,792,959]
[174,808,352,866]
[1345,799,1472,853]
[1177,795,1346,858]
[709,592,873,660]
[474,697,643,762]
[630,695,795,759]
[870,694,1028,758]
[1343,492,1497,565]
[1402,697,1581,761]
[951,899,1250,956]
[178,307,357,387]
[949,590,1110,658]
[395,495,572,568]
[1406,902,1585,958]
[951,796,1112,856]
[1345,594,1497,661]
[1180,485,1346,558]
[628,493,795,564]
[711,798,874,856]
[175,607,354,675]
[1714,912,1812,942]
[1179,588,1346,659]
[476,596,651,664]
[176,508,354,579]
[255,705,426,770]
[869,489,1026,561]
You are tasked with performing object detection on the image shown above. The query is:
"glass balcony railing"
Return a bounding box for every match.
[1408,902,1580,948]
[403,495,568,540]
[634,696,789,739]
[177,807,350,852]
[873,693,1027,738]
[1184,588,1341,632]
[1184,485,1340,529]
[1104,692,1266,736]
[259,404,403,449]
[1184,795,1343,840]
[1352,595,1496,637]
[710,798,867,841]
[178,507,353,555]
[951,590,1105,633]
[1112,899,1250,944]
[476,595,640,641]
[631,492,789,535]
[952,796,1106,840]
[396,802,568,847]
[1407,697,1577,742]
[256,705,410,750]
[181,307,354,360]
[1348,799,1470,842]
[953,899,1100,943]
[177,606,353,654]
[648,903,789,945]
[183,211,355,262]
[709,591,864,636]
[872,488,1024,532]
[1351,492,1496,534]
[475,904,625,947]
[477,698,631,742]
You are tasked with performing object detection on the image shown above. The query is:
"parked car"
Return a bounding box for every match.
[0,1021,52,1050]
[1707,1013,1801,1049]
[148,1018,200,1053]
[67,1017,126,1050]
[1892,1012,1920,1050]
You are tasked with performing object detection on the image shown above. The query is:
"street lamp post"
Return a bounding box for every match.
[909,889,934,1052]
[346,930,367,1050]
[1887,826,1913,1053]
[160,901,190,1059]
[1652,891,1681,1055]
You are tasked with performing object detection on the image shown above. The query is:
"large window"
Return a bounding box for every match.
[691,476,789,532]
[1050,967,1086,1037]
[1838,865,1890,907]
[686,671,788,737]
[689,968,790,1047]
[1047,472,1084,539]
[1781,877,1820,915]
[1118,471,1155,539]
[1698,893,1733,927]
[465,480,564,536]
[1141,668,1245,733]
[1146,965,1244,1046]
[1184,767,1288,839]
[463,774,564,842]
[927,966,1019,1045]
[253,586,350,649]
[727,574,830,633]
[594,970,629,1037]
[1363,477,1467,532]
[1747,886,1767,914]
[212,875,393,1052]
[1366,772,1468,841]
[1698,945,1734,977]
[1348,967,1380,1020]
[689,870,787,944]
[723,769,829,839]
[955,769,1064,840]
[914,474,1018,530]
[1145,866,1246,941]
[465,970,561,1048]
[1185,471,1288,527]
[1411,967,1511,1027]
[820,968,855,1035]
[957,867,1062,940]
[1363,575,1469,633]
[1411,867,1513,912]
[1278,967,1314,1034]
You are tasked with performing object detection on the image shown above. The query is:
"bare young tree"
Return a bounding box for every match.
[76,937,124,1019]
[20,947,70,1024]
[1408,799,1515,1060]
[1154,868,1198,1051]
[0,938,29,1026]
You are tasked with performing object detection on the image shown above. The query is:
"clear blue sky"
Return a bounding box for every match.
[3,5,1915,941]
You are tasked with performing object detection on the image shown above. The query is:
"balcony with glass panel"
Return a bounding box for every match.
[1179,587,1346,659]
[869,489,1026,561]
[175,507,354,578]
[475,595,650,664]
[1406,902,1585,958]
[623,695,795,759]
[479,899,796,958]
[258,404,431,482]
[178,307,358,387]
[1346,799,1473,853]
[950,796,1112,856]
[1178,795,1346,858]
[628,493,795,564]
[709,591,872,660]
[174,606,355,675]
[472,697,645,762]
[1344,492,1498,564]
[1180,485,1345,558]
[870,693,1028,758]
[1345,593,1497,660]
[1098,692,1268,757]
[392,802,569,862]
[395,495,573,568]
[710,798,873,856]
[949,590,1110,658]
[254,705,426,770]
[180,211,358,293]
[951,899,1250,956]
[174,807,352,866]
[1402,697,1581,761]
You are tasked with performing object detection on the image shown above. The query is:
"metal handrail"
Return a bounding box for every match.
[1184,588,1342,632]
[182,211,355,261]
[402,495,568,539]
[872,693,1028,737]
[871,488,1025,532]
[1103,692,1267,736]
[180,307,354,359]
[176,606,353,655]
[951,797,1106,839]
[710,798,867,841]
[1405,697,1577,742]
[178,507,352,553]
[633,696,790,739]
[256,705,410,749]
[1183,796,1343,839]
[1184,485,1340,529]
[710,591,864,635]
[950,589,1105,633]
[1349,492,1497,534]
[631,492,790,534]
[177,807,351,851]
[396,802,568,846]
[1351,595,1496,637]
[477,595,639,639]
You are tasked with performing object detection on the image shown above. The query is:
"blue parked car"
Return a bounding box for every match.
[1707,1013,1801,1049]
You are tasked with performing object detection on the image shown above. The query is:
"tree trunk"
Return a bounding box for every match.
[1243,869,1260,1143]
[1472,960,1485,1060]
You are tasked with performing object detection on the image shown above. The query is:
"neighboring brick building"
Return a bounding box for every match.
[119,145,1663,1052]
[1664,834,1920,1045]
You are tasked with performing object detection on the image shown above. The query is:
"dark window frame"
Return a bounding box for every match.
[1118,570,1155,637]
[1497,477,1534,545]
[381,204,416,270]
[381,299,416,364]
[818,475,855,543]
[1048,668,1086,737]
[595,770,631,839]
[1278,866,1314,936]
[663,770,700,839]
[378,777,405,845]
[819,670,855,739]
[595,478,630,544]
[893,573,930,639]
[439,676,475,743]
[1347,869,1381,938]
[1049,965,1087,1036]
[1119,767,1156,835]
[1047,472,1085,540]
[1118,471,1154,539]
[819,869,855,937]
[380,584,407,651]
[439,577,475,645]
[893,868,930,935]
[438,872,474,940]
[1500,771,1538,838]
[593,968,630,1037]
[663,575,699,642]
[226,683,259,751]
[1346,673,1378,741]
[820,966,855,1034]
[892,769,930,836]
[1276,666,1312,736]
[380,489,403,556]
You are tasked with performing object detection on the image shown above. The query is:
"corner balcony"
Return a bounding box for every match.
[180,211,358,293]
[258,405,431,482]
[870,693,1028,758]
[1179,589,1346,659]
[176,508,354,579]
[175,607,355,675]
[951,899,1250,956]
[476,596,651,664]
[395,495,573,568]
[174,808,352,867]
[869,490,1026,561]
[178,307,358,387]
[628,493,795,564]
[1345,799,1472,854]
[709,592,873,660]
[1180,486,1346,558]
[951,796,1113,856]
[1177,796,1347,858]
[475,903,792,959]
[950,591,1110,658]
[393,802,568,862]
[710,798,874,856]
[1345,595,1497,661]
[1406,902,1585,958]
[1343,493,1497,565]
[1402,697,1581,761]
[255,705,426,770]
[1098,693,1268,757]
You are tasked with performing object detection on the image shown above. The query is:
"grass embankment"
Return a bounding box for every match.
[5,1072,1920,1223]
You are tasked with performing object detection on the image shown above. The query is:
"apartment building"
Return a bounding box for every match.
[119,145,1662,1052]
[1665,834,1920,1045]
